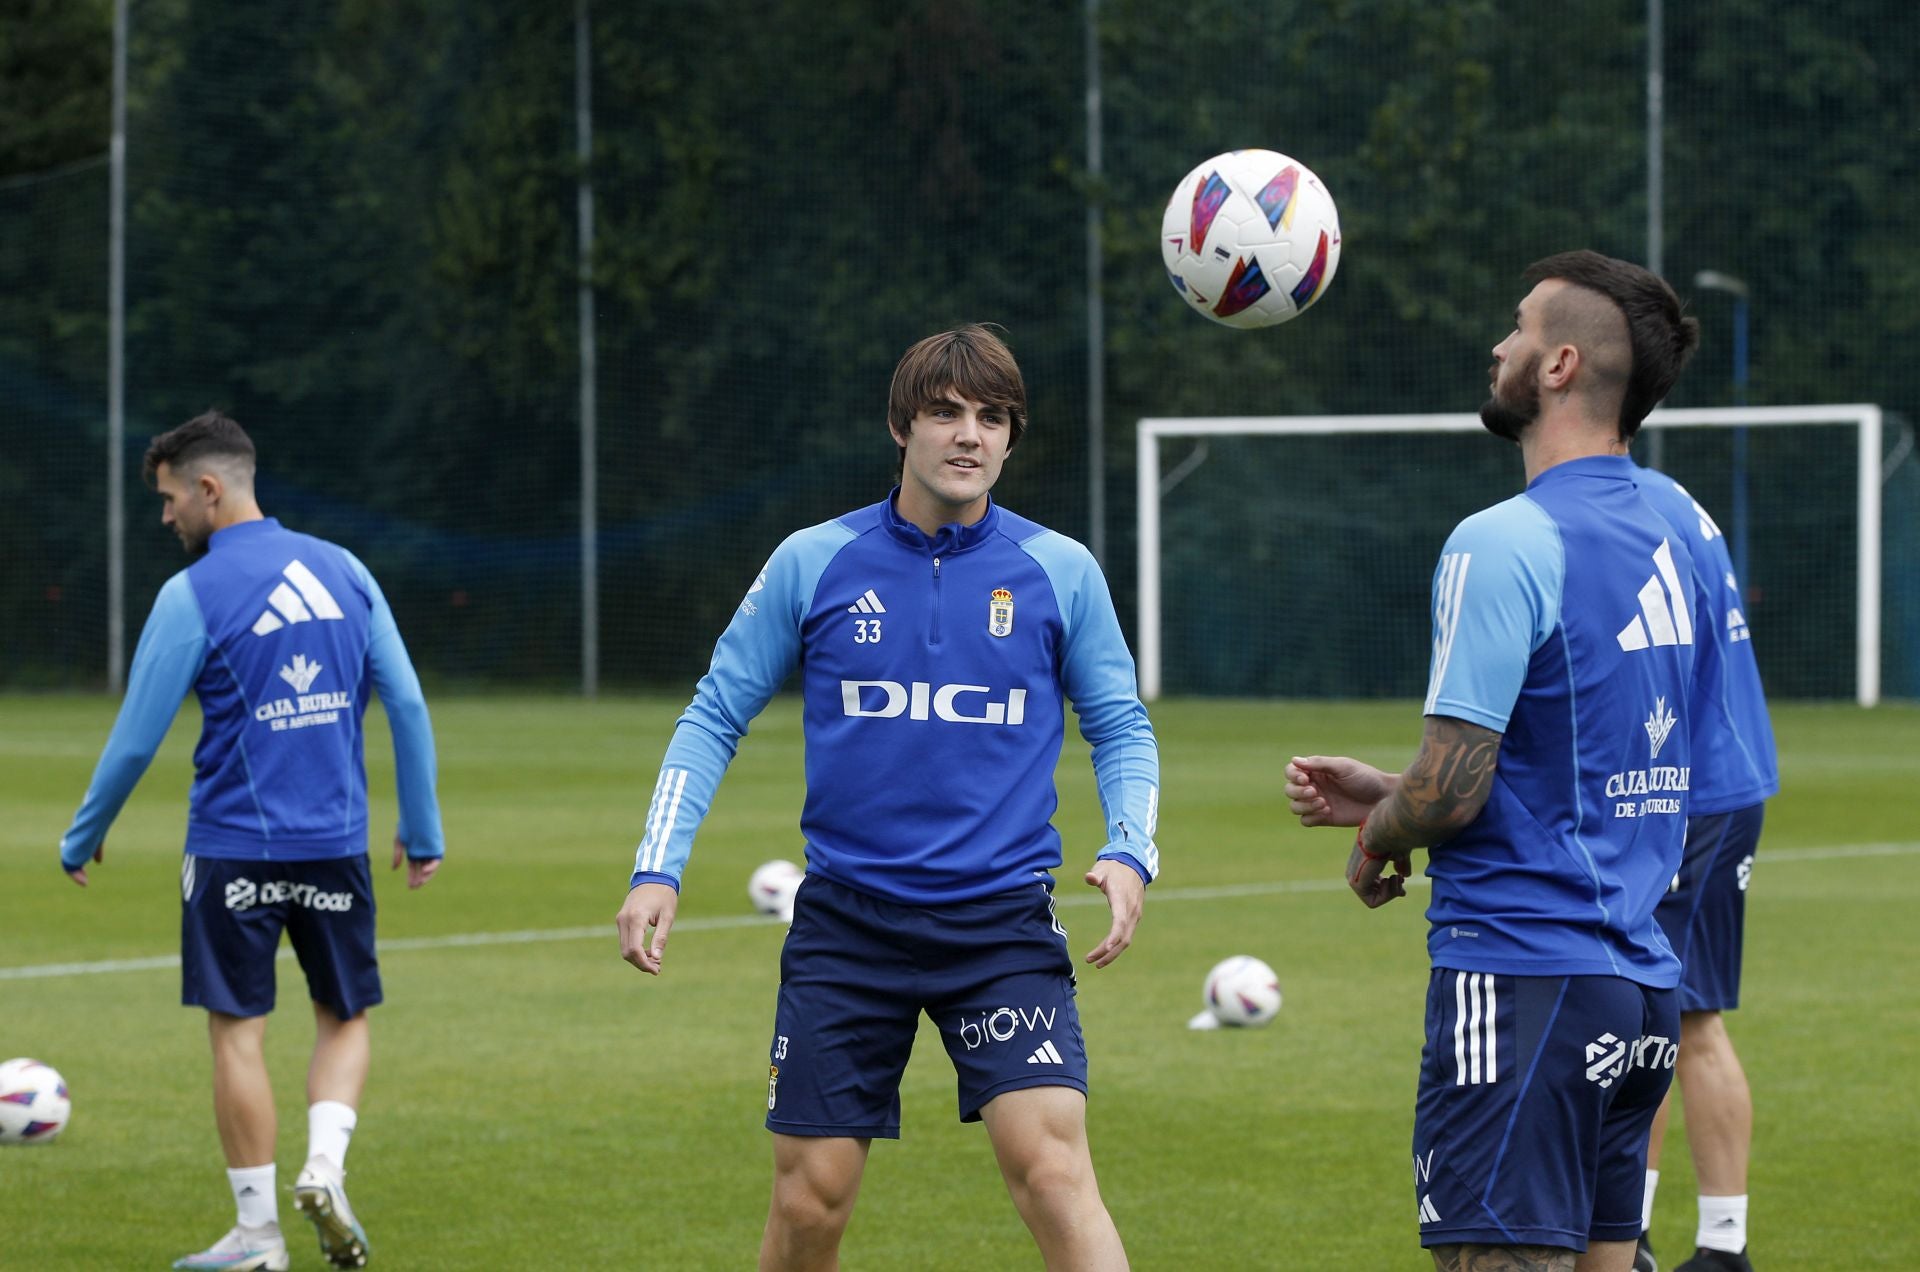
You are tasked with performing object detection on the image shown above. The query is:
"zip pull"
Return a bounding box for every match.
[932,557,941,577]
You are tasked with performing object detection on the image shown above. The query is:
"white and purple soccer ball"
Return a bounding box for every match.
[1161,148,1341,329]
[1203,955,1283,1027]
[748,859,804,923]
[0,1058,71,1145]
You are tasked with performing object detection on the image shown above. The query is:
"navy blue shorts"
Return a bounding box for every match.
[1654,804,1763,1014]
[764,874,1087,1138]
[1413,971,1678,1251]
[180,854,382,1020]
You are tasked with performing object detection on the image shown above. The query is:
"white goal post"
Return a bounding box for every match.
[1135,405,1885,705]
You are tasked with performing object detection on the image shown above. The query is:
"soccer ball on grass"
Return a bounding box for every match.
[1160,148,1341,329]
[0,1057,71,1145]
[1202,955,1283,1027]
[748,859,804,923]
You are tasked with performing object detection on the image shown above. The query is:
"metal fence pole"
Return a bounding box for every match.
[576,0,599,697]
[107,0,128,692]
[1084,0,1105,566]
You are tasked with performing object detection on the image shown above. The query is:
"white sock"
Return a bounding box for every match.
[228,1164,278,1229]
[1641,1168,1660,1234]
[307,1100,358,1175]
[1697,1193,1748,1253]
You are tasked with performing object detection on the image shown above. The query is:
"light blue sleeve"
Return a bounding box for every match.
[59,573,208,870]
[1024,532,1161,884]
[629,521,855,890]
[1421,496,1563,733]
[345,552,444,860]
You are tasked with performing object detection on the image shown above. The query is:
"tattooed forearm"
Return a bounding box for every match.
[1430,1244,1576,1272]
[1363,716,1501,858]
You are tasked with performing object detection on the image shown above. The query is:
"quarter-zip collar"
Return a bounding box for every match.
[882,487,1001,556]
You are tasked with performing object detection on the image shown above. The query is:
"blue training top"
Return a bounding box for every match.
[1635,466,1779,813]
[60,518,443,868]
[630,493,1161,905]
[1419,455,1696,986]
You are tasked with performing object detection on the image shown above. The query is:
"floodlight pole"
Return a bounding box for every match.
[1694,269,1752,585]
[107,0,128,692]
[1643,0,1666,472]
[576,0,599,698]
[1084,0,1106,566]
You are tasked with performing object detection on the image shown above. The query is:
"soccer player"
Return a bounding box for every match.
[59,412,444,1272]
[616,324,1160,1271]
[1631,470,1777,1272]
[1284,251,1701,1272]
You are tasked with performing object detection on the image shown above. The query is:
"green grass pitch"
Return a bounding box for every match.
[3,694,1917,1268]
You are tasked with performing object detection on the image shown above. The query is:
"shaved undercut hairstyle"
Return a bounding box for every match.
[143,410,257,488]
[1523,250,1700,440]
[887,323,1029,454]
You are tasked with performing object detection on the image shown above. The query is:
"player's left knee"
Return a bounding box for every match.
[1004,1139,1094,1206]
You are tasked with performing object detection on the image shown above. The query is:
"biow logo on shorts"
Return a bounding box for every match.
[955,1005,1057,1051]
[223,878,355,913]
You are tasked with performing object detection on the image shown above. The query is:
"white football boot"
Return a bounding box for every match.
[292,1159,371,1268]
[170,1223,290,1271]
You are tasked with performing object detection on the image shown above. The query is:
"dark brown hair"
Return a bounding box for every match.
[142,410,256,488]
[887,324,1028,452]
[1523,250,1700,439]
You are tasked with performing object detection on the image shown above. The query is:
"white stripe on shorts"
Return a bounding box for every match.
[1452,971,1497,1086]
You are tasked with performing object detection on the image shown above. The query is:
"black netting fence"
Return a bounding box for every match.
[4,0,1916,697]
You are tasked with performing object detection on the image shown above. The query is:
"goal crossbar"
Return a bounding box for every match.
[1135,405,1884,705]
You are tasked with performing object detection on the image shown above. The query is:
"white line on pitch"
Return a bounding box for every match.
[4,840,1914,982]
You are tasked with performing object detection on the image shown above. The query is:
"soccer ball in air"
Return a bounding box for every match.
[1161,149,1341,329]
[1203,956,1283,1027]
[0,1058,71,1145]
[748,859,804,923]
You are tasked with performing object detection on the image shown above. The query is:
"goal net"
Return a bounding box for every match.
[1135,406,1892,705]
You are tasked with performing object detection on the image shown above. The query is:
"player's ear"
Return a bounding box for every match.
[1543,343,1579,391]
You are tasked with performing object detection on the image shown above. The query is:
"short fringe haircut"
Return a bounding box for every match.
[887,323,1028,452]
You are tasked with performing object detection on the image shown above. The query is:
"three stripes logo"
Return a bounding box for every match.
[251,560,345,636]
[634,768,690,876]
[1616,539,1694,651]
[1424,552,1471,715]
[1671,480,1725,542]
[1450,971,1498,1086]
[846,589,886,615]
[1418,1194,1443,1225]
[1025,1040,1064,1066]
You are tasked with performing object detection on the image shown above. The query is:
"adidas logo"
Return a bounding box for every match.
[1025,1040,1064,1066]
[847,589,886,614]
[1418,1194,1442,1224]
[1616,539,1694,651]
[237,1186,259,1197]
[252,560,345,636]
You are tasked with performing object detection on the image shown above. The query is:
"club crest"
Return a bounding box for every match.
[988,589,1014,638]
